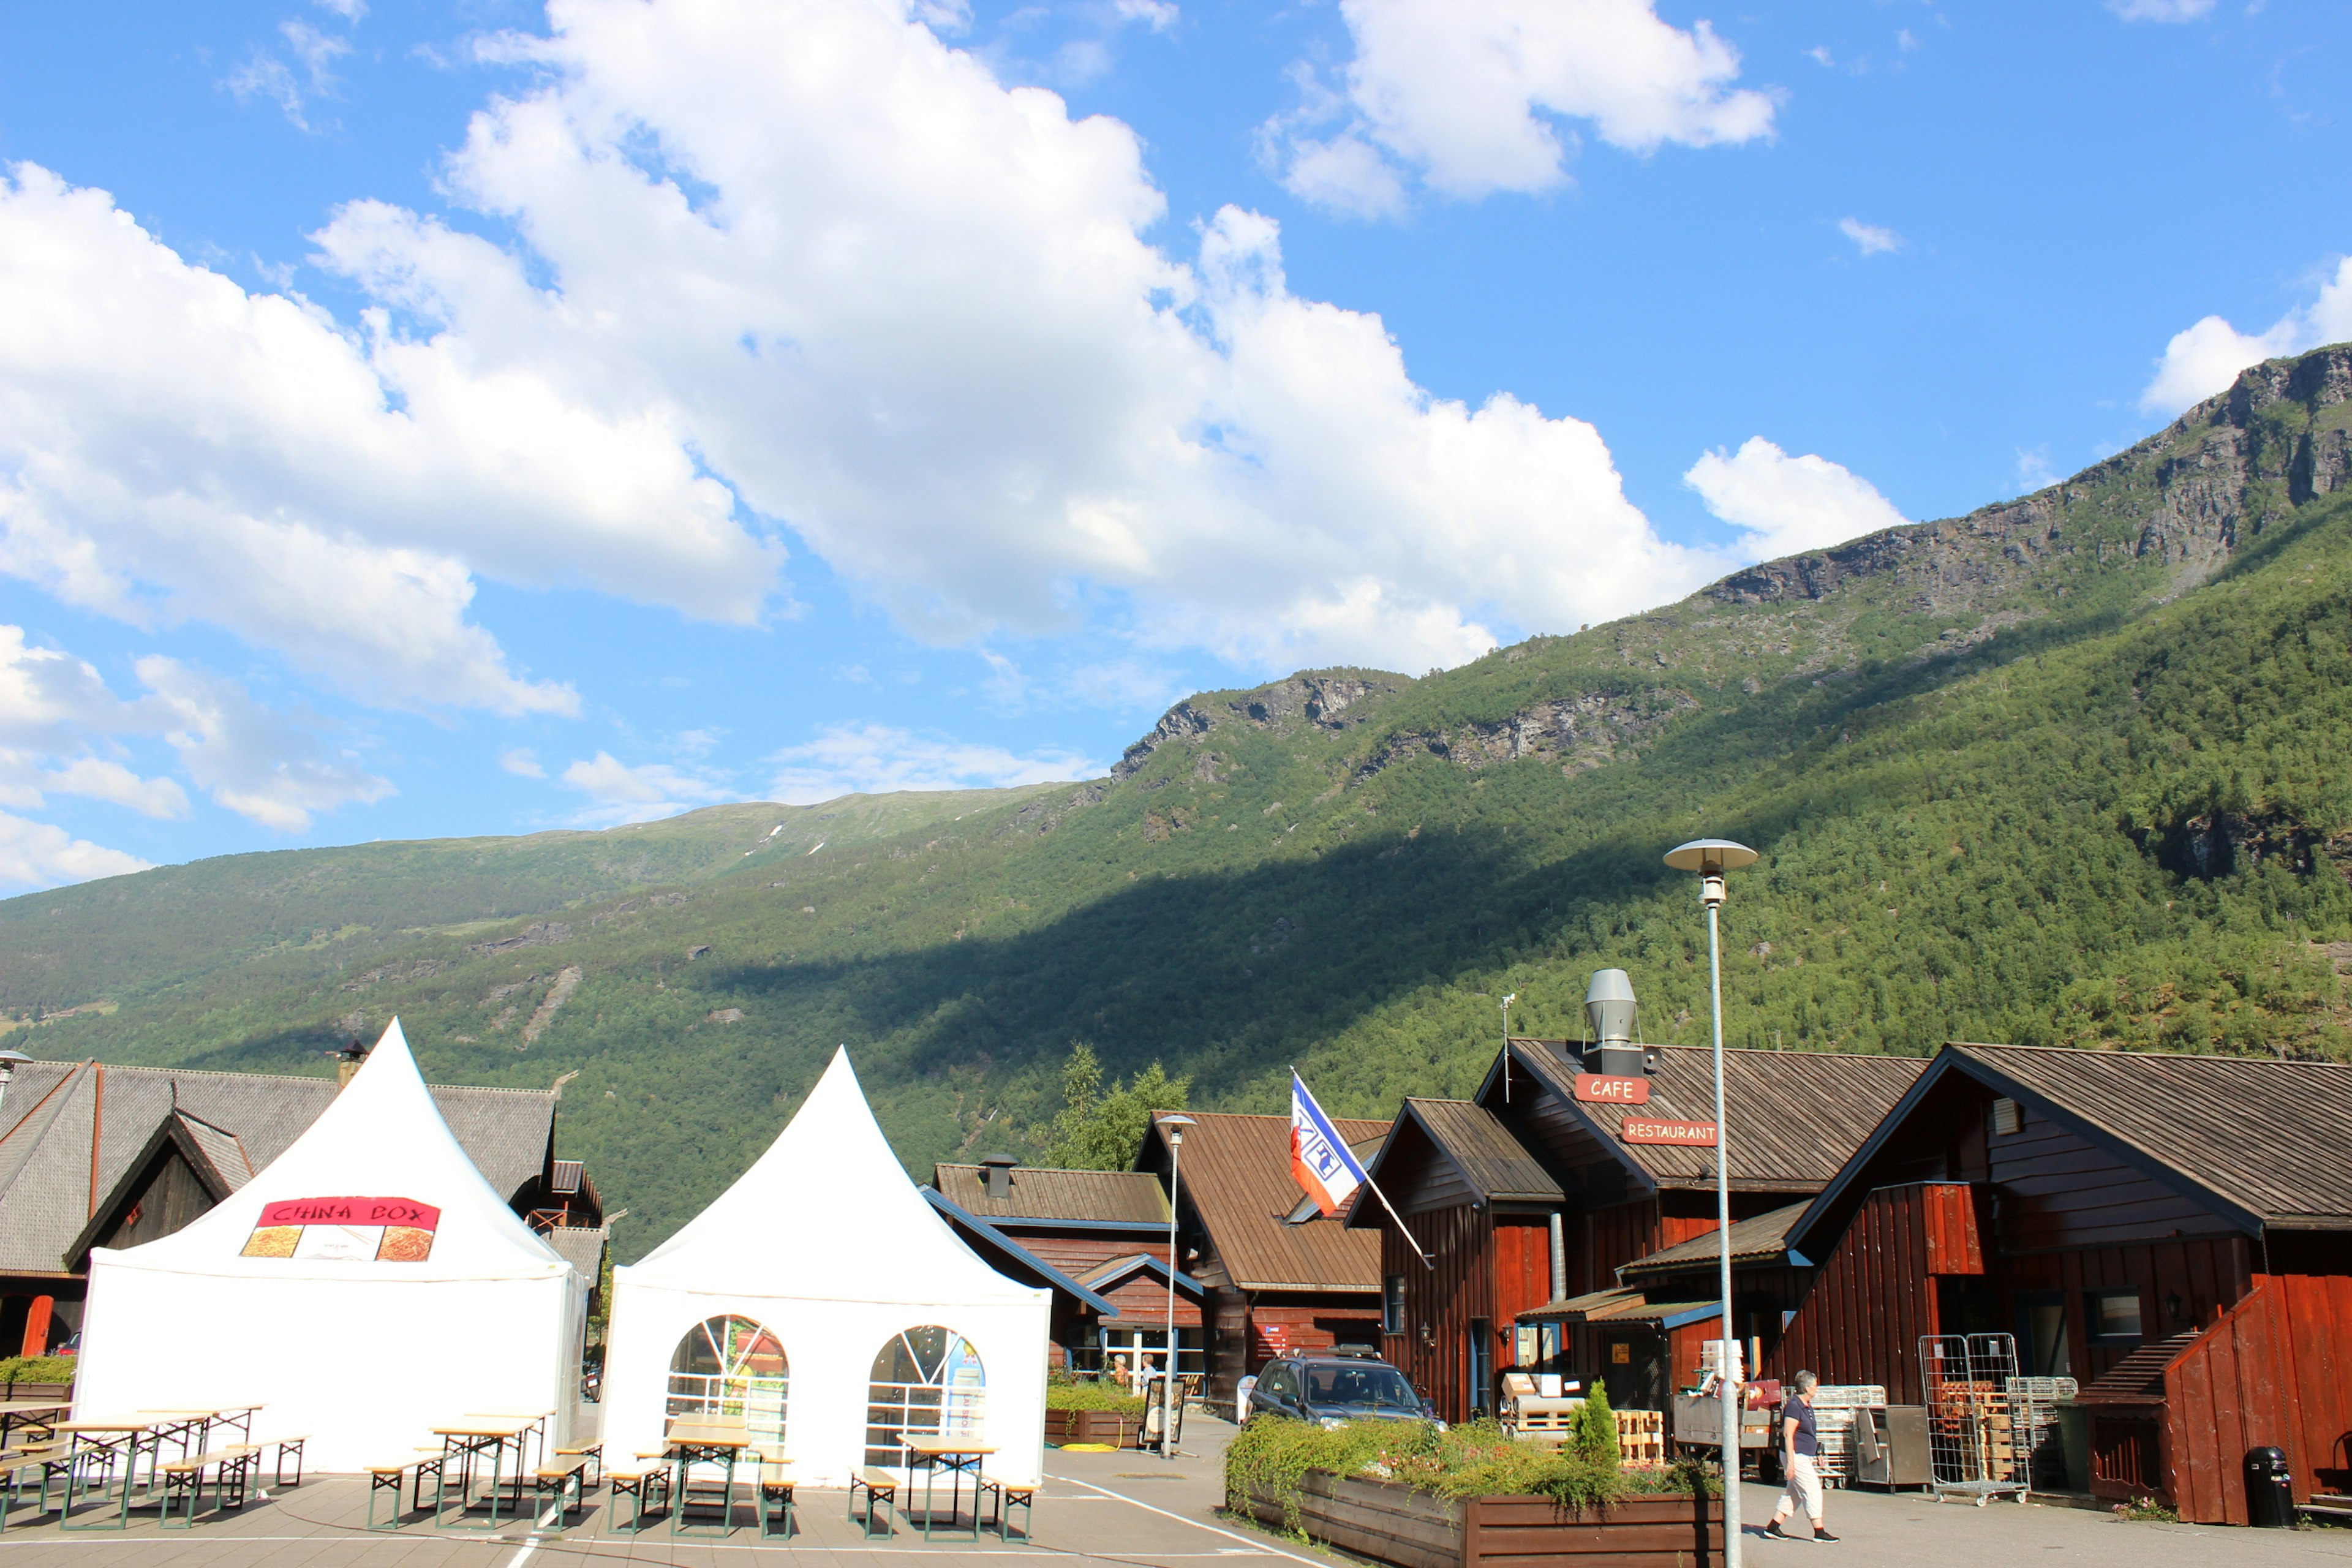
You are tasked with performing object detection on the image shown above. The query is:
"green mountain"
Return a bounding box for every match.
[10,346,2352,1259]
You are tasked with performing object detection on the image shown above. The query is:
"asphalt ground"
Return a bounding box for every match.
[1,1414,2347,1567]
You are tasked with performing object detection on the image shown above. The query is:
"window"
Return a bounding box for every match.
[1302,1363,1419,1411]
[668,1316,788,1451]
[1257,1363,1295,1400]
[1382,1275,1406,1335]
[864,1325,985,1470]
[2086,1289,2143,1345]
[1990,1098,2023,1137]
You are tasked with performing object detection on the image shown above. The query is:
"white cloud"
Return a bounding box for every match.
[556,750,730,826]
[138,658,394,831]
[0,811,148,890]
[2140,257,2352,417]
[312,0,368,19]
[2108,0,2214,20]
[1111,0,1178,33]
[766,723,1096,804]
[1838,216,1903,257]
[225,18,354,132]
[1683,437,1909,558]
[499,746,545,778]
[36,757,189,820]
[1267,0,1776,213]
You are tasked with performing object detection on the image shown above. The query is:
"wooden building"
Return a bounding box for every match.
[0,1054,606,1357]
[1762,1042,2352,1524]
[1137,1111,1388,1404]
[1356,1038,1926,1421]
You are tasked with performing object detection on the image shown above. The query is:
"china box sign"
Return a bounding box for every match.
[1574,1074,1651,1106]
[241,1197,442,1263]
[1618,1119,1719,1148]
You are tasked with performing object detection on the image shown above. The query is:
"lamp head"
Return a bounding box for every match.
[1664,839,1757,909]
[1159,1112,1197,1144]
[0,1048,29,1082]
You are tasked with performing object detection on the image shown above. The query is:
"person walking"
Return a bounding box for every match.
[1765,1370,1839,1543]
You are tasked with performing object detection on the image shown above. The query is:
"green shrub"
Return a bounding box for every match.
[0,1355,75,1384]
[1573,1381,1619,1468]
[1044,1380,1147,1414]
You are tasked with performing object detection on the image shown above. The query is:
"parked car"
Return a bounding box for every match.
[1245,1354,1442,1428]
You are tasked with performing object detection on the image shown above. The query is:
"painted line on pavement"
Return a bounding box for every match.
[1046,1472,1327,1568]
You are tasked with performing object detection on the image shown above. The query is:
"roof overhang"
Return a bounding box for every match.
[921,1188,1119,1316]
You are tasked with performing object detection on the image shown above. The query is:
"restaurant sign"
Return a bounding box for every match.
[241,1196,442,1262]
[1618,1119,1719,1147]
[1574,1074,1651,1106]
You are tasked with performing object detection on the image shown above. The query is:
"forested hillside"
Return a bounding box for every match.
[9,347,2352,1257]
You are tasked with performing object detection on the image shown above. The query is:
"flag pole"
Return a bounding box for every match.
[1293,1066,1433,1270]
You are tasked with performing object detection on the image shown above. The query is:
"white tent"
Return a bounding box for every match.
[75,1020,586,1472]
[602,1047,1049,1488]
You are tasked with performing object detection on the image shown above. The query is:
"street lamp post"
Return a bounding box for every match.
[0,1050,29,1123]
[1158,1113,1198,1460]
[1664,838,1758,1568]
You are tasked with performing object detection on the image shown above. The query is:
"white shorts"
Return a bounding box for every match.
[1779,1453,1822,1521]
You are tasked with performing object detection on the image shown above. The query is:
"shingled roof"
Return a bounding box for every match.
[1353,1098,1564,1214]
[1490,1040,1929,1194]
[1786,1042,2352,1254]
[0,1058,560,1275]
[1138,1111,1385,1294]
[932,1162,1169,1226]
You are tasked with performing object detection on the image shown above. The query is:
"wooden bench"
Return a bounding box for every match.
[758,1461,794,1540]
[363,1453,445,1531]
[532,1455,587,1526]
[604,1463,669,1535]
[159,1444,260,1528]
[0,1443,71,1528]
[850,1466,897,1537]
[554,1441,601,1488]
[273,1435,307,1488]
[979,1475,1035,1541]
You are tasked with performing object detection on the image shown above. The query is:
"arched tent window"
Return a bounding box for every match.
[864,1325,984,1469]
[668,1316,788,1451]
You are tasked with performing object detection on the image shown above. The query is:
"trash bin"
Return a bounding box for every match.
[2246,1446,2294,1528]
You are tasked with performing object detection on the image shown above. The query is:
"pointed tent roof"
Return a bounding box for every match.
[92,1019,568,1283]
[627,1046,1038,1305]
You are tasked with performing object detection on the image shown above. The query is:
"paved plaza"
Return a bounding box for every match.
[1,1415,2350,1568]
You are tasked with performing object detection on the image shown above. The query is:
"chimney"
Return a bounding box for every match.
[333,1037,371,1089]
[978,1153,1019,1202]
[1583,970,1645,1079]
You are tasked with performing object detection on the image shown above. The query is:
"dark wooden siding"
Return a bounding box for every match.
[1575,1200,1662,1298]
[1381,1205,1493,1423]
[1768,1184,1973,1401]
[2001,1236,2252,1385]
[99,1148,214,1251]
[1988,1106,2234,1252]
[2162,1274,2352,1523]
[1002,1231,1168,1276]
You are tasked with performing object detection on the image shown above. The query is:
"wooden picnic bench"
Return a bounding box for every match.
[604,1459,671,1535]
[756,1460,793,1540]
[157,1444,259,1528]
[979,1474,1035,1541]
[532,1454,589,1526]
[850,1465,898,1537]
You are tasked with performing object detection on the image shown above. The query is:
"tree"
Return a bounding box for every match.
[1041,1042,1192,1170]
[1575,1379,1619,1468]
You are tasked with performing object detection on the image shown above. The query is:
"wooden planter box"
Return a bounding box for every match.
[0,1382,69,1401]
[1047,1408,1142,1447]
[1236,1469,1722,1568]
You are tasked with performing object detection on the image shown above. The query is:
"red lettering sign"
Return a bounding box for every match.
[1619,1119,1719,1147]
[258,1197,441,1231]
[1574,1074,1651,1106]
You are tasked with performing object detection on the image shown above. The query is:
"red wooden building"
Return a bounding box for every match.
[1137,1111,1389,1404]
[1760,1042,2352,1524]
[1356,1039,1925,1420]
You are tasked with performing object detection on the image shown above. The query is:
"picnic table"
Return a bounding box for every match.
[50,1419,155,1529]
[462,1409,554,1474]
[0,1400,68,1451]
[135,1408,259,1468]
[901,1434,996,1540]
[666,1416,752,1537]
[430,1417,536,1532]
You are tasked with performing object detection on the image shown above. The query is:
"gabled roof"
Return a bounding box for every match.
[1617,1202,1810,1283]
[1785,1043,2352,1256]
[932,1163,1169,1226]
[1137,1111,1385,1294]
[1487,1039,1928,1194]
[64,1109,253,1269]
[0,1053,560,1275]
[921,1186,1120,1317]
[1074,1252,1205,1298]
[1352,1098,1564,1218]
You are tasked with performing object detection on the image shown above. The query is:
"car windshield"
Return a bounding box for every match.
[1303,1365,1419,1409]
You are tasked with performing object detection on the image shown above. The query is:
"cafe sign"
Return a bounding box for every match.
[1574,1073,1651,1106]
[1619,1119,1719,1147]
[242,1196,442,1262]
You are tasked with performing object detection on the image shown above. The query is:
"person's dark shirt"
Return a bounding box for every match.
[1785,1394,1819,1458]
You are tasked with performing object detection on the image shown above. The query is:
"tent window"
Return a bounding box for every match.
[865,1325,985,1470]
[668,1315,789,1451]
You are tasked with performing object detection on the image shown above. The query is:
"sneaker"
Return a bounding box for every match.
[1811,1529,1841,1543]
[1763,1521,1803,1542]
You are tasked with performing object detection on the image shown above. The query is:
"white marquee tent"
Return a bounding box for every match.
[602,1047,1049,1488]
[75,1020,587,1472]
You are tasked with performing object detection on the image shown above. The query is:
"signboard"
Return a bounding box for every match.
[1574,1073,1651,1106]
[1619,1118,1719,1147]
[241,1196,442,1262]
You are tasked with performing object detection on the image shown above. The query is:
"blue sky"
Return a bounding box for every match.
[0,0,2344,886]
